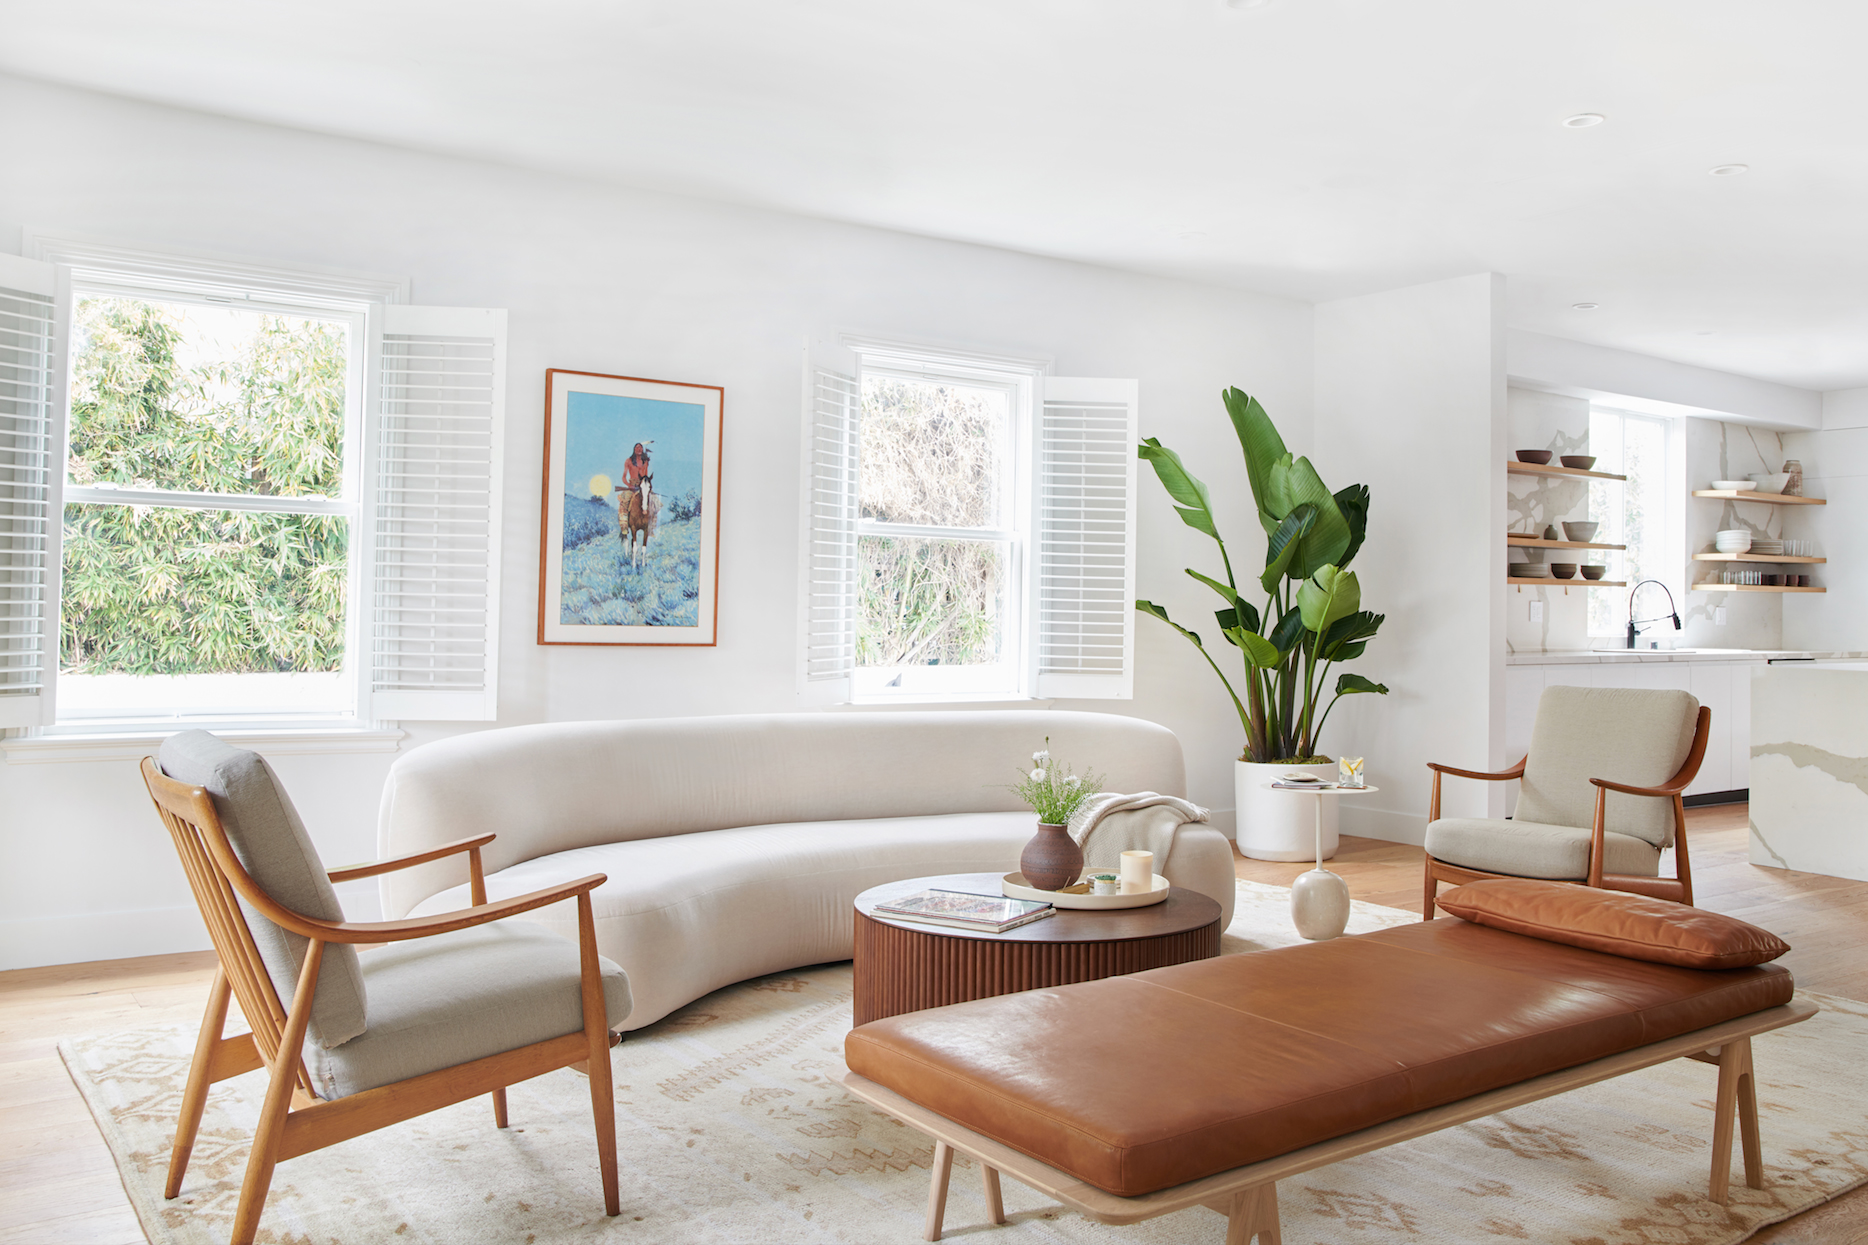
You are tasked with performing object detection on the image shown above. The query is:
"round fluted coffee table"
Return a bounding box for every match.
[851,872,1222,1026]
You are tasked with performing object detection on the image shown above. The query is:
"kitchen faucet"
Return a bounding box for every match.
[1625,579,1681,649]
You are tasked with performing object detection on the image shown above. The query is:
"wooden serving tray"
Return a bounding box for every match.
[1001,872,1169,910]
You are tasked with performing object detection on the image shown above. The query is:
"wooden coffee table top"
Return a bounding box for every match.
[854,872,1221,944]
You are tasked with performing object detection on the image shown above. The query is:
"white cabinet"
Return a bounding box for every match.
[1505,659,1762,800]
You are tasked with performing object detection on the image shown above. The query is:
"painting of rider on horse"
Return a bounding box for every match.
[554,386,710,630]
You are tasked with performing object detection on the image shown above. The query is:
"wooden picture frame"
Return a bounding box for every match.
[538,369,723,646]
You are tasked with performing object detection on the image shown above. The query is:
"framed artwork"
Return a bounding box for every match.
[538,369,723,645]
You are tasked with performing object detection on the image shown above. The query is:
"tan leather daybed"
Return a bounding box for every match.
[842,880,1810,1243]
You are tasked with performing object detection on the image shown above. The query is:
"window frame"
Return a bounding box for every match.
[851,358,1032,701]
[1586,405,1684,640]
[56,280,373,726]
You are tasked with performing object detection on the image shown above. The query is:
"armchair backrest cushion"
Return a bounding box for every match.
[1515,686,1700,848]
[159,731,368,1048]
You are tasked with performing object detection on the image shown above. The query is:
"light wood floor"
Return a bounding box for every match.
[1,805,1862,1244]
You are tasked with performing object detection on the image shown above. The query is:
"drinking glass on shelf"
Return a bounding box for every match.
[1338,757,1366,788]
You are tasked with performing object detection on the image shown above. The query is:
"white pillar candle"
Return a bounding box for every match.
[1120,850,1154,893]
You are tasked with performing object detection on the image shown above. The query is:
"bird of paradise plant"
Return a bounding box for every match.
[1136,388,1389,763]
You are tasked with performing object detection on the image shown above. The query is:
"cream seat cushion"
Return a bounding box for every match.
[309,922,631,1101]
[1425,817,1661,881]
[412,811,1041,1030]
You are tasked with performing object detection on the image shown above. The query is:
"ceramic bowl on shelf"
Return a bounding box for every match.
[1562,521,1599,542]
[1549,563,1578,579]
[1580,565,1607,580]
[1711,480,1756,491]
[1560,455,1597,470]
[1748,472,1792,494]
[1714,529,1752,554]
[1515,450,1554,465]
[1514,564,1551,578]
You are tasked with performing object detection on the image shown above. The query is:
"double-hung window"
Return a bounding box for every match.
[800,336,1138,703]
[0,241,509,735]
[1587,405,1678,638]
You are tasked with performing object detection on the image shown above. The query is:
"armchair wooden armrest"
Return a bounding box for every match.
[265,874,609,945]
[1426,756,1527,822]
[327,834,496,883]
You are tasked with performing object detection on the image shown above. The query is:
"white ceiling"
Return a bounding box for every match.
[6,0,1866,390]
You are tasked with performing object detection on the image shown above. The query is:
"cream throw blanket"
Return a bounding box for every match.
[1066,791,1211,873]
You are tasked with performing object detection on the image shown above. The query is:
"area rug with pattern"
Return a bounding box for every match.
[62,880,1868,1244]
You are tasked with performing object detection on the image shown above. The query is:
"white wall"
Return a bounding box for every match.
[1507,330,1822,430]
[1312,274,1507,845]
[0,75,1318,969]
[1781,423,1868,652]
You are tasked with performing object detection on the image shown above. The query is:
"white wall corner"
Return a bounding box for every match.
[1822,386,1868,431]
[1507,329,1822,431]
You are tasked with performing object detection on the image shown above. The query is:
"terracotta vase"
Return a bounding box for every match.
[1019,822,1083,891]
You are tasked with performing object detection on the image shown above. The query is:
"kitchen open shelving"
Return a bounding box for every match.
[1695,583,1826,594]
[1504,459,1626,589]
[1508,462,1628,482]
[1692,490,1827,506]
[1692,553,1825,564]
[1508,534,1626,551]
[1508,577,1627,588]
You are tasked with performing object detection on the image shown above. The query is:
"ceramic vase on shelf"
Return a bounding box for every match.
[1019,822,1083,891]
[1234,759,1338,862]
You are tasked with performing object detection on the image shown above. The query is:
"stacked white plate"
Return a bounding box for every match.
[1710,480,1755,491]
[1751,539,1785,556]
[1715,529,1752,554]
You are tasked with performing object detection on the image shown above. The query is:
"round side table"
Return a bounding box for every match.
[1263,783,1380,940]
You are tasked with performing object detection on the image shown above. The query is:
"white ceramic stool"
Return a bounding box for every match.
[1264,782,1380,940]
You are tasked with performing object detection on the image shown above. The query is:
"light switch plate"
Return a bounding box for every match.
[1529,600,1544,622]
[1714,607,1727,626]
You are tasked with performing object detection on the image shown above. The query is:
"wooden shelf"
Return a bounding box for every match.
[1508,577,1626,587]
[1693,583,1826,594]
[1509,461,1628,482]
[1693,490,1826,506]
[1693,553,1826,564]
[1508,534,1626,551]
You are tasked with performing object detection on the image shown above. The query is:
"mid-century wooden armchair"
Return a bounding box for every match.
[1422,685,1711,917]
[143,731,632,1245]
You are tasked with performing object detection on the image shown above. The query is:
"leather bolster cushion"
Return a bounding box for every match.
[844,919,1794,1197]
[1436,878,1791,969]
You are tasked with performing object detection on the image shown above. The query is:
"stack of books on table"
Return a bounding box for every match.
[872,889,1056,933]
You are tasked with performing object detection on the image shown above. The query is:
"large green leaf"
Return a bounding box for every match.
[1215,600,1261,636]
[1185,568,1238,605]
[1333,483,1370,568]
[1332,641,1367,661]
[1138,439,1218,539]
[1267,456,1351,576]
[1335,672,1389,697]
[1298,566,1361,635]
[1225,626,1282,668]
[1269,606,1307,654]
[1221,388,1287,535]
[1258,504,1316,593]
[1136,598,1203,647]
[1319,609,1383,660]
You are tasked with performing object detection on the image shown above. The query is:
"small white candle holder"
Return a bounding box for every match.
[1119,850,1154,893]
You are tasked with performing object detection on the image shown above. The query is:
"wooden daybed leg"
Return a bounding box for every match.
[925,1141,954,1241]
[492,1086,509,1128]
[1209,1182,1279,1245]
[981,1162,1005,1225]
[1709,1037,1763,1203]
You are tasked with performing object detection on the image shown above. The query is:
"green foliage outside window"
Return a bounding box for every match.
[61,298,350,676]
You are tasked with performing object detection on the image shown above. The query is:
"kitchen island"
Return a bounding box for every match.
[1750,661,1868,882]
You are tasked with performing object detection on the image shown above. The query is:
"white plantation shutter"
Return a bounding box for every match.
[0,256,60,728]
[366,306,506,721]
[1033,377,1138,699]
[797,342,859,705]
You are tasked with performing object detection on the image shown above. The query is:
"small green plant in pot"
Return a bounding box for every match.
[1135,388,1390,860]
[1009,740,1103,890]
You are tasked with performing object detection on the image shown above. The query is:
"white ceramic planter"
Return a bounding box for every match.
[1234,758,1339,862]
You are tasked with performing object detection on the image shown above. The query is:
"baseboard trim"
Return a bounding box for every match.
[1337,804,1428,847]
[1684,789,1748,808]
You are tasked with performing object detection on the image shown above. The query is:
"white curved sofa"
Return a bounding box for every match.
[377,711,1234,1030]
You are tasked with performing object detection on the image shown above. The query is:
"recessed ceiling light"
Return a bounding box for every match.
[1571,302,1600,311]
[1696,331,1716,337]
[1709,164,1749,176]
[1562,114,1605,128]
